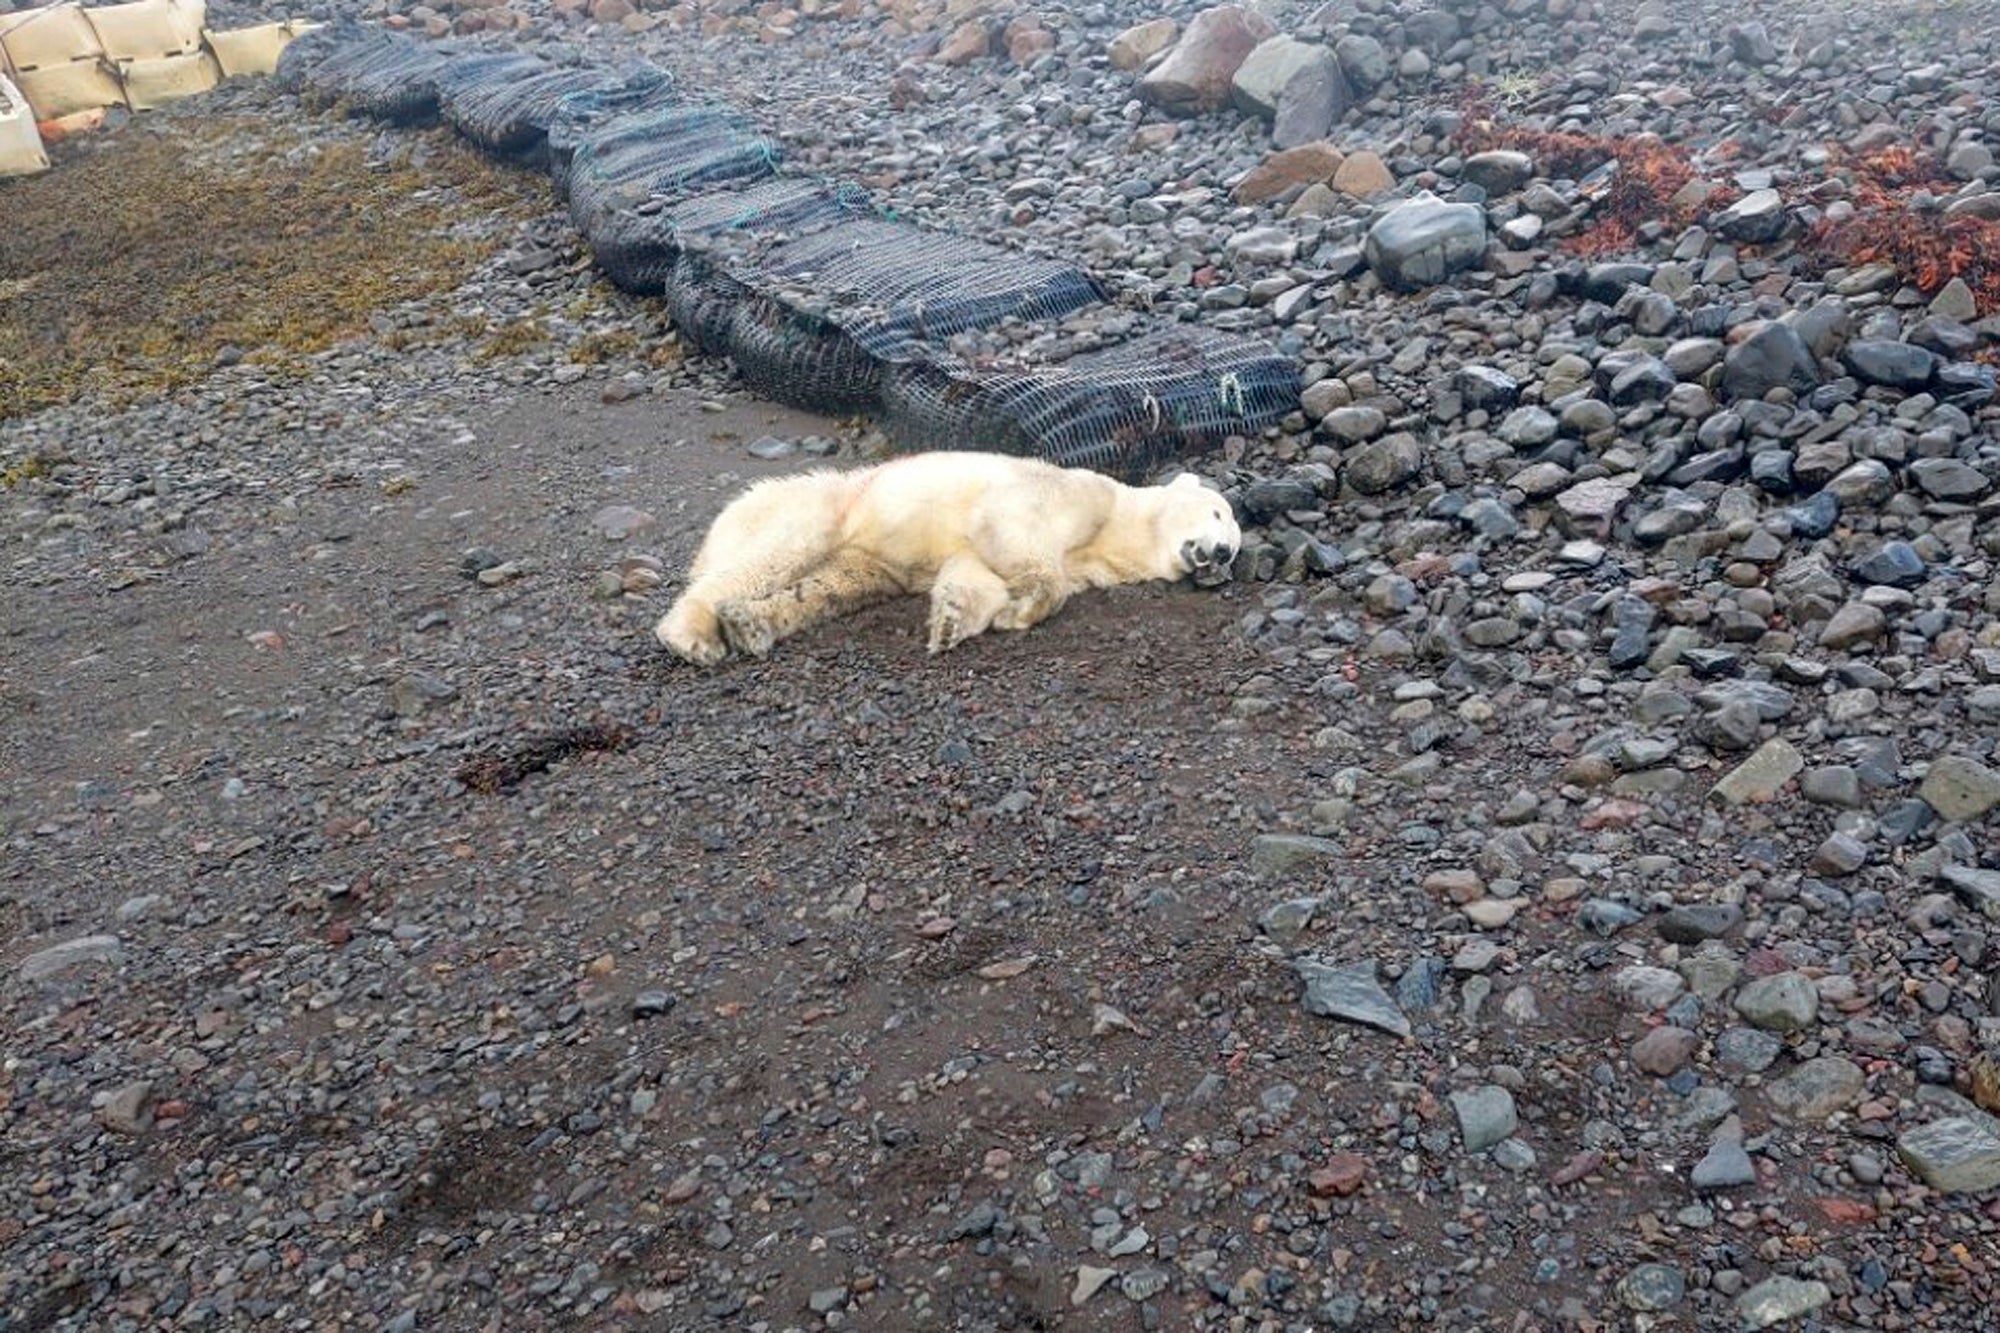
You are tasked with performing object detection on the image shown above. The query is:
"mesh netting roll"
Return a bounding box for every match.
[565,104,780,239]
[442,59,615,159]
[728,218,1106,364]
[272,19,353,93]
[724,295,888,414]
[687,216,1105,415]
[589,177,871,295]
[299,29,457,124]
[663,252,752,356]
[544,68,674,196]
[880,328,1302,480]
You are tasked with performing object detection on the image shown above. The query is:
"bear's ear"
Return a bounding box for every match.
[1169,473,1200,490]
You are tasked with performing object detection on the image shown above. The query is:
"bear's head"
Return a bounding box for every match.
[1153,473,1241,578]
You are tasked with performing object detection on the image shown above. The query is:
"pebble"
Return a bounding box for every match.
[1294,959,1411,1038]
[1451,1085,1518,1153]
[1734,973,1820,1032]
[1737,1276,1832,1329]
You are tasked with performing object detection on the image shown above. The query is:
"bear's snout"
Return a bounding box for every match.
[1181,539,1236,573]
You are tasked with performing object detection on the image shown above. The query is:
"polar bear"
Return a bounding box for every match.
[655,452,1241,664]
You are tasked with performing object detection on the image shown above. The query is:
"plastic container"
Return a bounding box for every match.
[84,0,206,62]
[0,3,106,72]
[0,71,51,177]
[118,47,217,109]
[206,20,319,79]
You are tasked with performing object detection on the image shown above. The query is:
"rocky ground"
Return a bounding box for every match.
[7,0,2000,1330]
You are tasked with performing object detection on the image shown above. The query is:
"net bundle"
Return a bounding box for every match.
[880,327,1302,480]
[696,216,1105,413]
[584,176,869,295]
[271,19,353,92]
[273,24,1304,479]
[296,28,457,124]
[543,67,674,194]
[564,103,781,242]
[440,57,615,159]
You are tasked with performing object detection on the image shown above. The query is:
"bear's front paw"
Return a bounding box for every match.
[927,592,974,655]
[715,603,775,658]
[656,613,729,667]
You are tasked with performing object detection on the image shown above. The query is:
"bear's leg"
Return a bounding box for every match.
[719,548,905,657]
[967,509,1078,634]
[655,475,845,665]
[927,553,1011,654]
[982,556,1074,632]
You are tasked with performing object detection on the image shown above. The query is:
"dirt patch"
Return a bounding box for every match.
[456,719,638,793]
[0,116,543,419]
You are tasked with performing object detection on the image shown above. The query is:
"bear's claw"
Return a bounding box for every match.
[715,603,775,658]
[927,590,972,655]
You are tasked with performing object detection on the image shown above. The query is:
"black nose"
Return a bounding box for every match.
[1213,544,1234,564]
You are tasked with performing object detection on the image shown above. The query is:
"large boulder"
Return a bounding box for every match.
[1364,191,1487,289]
[1230,35,1328,118]
[1843,339,1938,390]
[1107,16,1176,71]
[1136,5,1275,115]
[936,19,993,64]
[1334,150,1394,197]
[1271,54,1351,148]
[1234,141,1345,203]
[1334,32,1389,89]
[1713,187,1786,243]
[1721,322,1821,401]
[1461,149,1534,196]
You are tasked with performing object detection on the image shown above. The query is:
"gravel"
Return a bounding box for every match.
[6,0,2000,1327]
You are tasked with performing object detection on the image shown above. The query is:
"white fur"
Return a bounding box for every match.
[655,451,1241,664]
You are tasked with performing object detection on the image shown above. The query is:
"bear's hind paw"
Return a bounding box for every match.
[716,603,776,659]
[656,615,729,667]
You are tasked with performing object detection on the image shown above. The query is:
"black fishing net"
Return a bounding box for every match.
[544,68,673,196]
[300,29,457,124]
[663,252,750,355]
[441,58,616,159]
[564,104,781,240]
[272,19,354,93]
[699,216,1105,413]
[726,295,891,414]
[739,218,1107,361]
[879,328,1302,479]
[282,25,1303,480]
[590,177,872,295]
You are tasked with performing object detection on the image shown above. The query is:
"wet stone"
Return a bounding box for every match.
[1658,903,1743,943]
[1735,972,1819,1032]
[1251,833,1341,876]
[19,935,125,982]
[1737,1276,1831,1329]
[1617,1264,1686,1312]
[1896,1116,2000,1192]
[1716,1027,1785,1075]
[1451,1085,1518,1152]
[1766,1057,1865,1122]
[1295,959,1411,1038]
[1692,1136,1756,1192]
[1920,756,2000,823]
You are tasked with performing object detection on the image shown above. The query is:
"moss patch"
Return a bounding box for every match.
[0,117,545,420]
